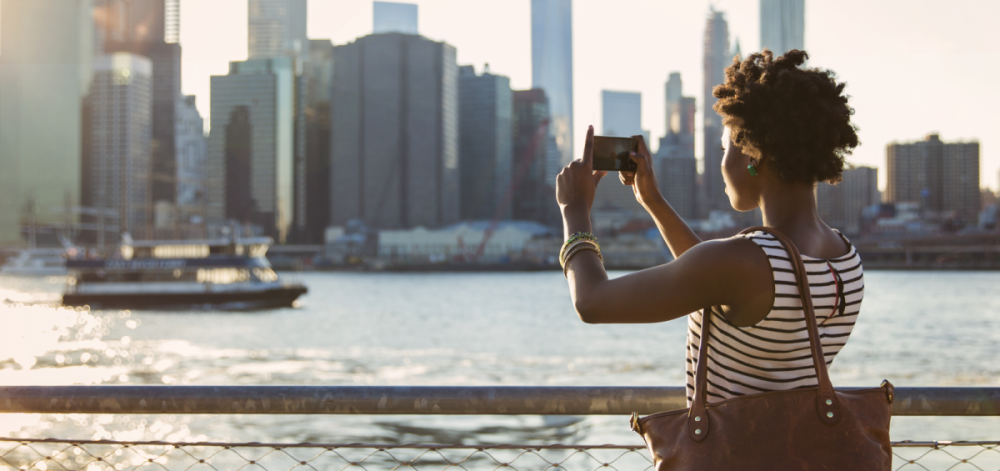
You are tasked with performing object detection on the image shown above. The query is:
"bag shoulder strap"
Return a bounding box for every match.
[688,227,842,441]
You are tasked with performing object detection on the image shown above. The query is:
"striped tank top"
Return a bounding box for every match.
[685,230,864,406]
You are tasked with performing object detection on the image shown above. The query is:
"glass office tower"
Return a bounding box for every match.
[601,90,642,138]
[458,66,513,221]
[87,53,153,238]
[703,9,730,214]
[248,0,309,60]
[329,33,459,230]
[760,0,804,56]
[531,0,573,177]
[373,1,418,35]
[206,57,295,242]
[0,0,93,245]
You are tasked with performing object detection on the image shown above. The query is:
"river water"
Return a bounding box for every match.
[0,270,998,447]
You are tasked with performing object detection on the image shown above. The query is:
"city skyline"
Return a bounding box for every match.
[173,0,1000,192]
[1,0,998,245]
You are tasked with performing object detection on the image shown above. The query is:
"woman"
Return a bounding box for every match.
[556,50,863,404]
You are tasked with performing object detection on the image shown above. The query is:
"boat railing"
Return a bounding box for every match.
[0,385,997,470]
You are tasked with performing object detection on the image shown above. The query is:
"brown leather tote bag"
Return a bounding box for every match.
[631,227,894,470]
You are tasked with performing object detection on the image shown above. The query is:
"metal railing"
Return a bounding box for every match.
[2,385,998,416]
[1,386,998,470]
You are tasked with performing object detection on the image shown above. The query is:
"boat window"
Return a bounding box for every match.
[248,244,268,258]
[252,268,278,282]
[197,268,251,284]
[153,245,210,259]
[77,270,198,283]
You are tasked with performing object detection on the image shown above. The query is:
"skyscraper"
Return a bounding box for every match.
[459,66,513,221]
[223,106,255,225]
[602,90,642,138]
[841,166,879,236]
[93,0,179,50]
[703,9,731,215]
[657,138,698,221]
[512,89,558,226]
[596,91,645,217]
[0,0,93,245]
[246,0,309,240]
[531,0,573,173]
[95,0,186,224]
[760,0,805,55]
[373,1,418,35]
[292,39,335,243]
[174,95,207,234]
[886,134,980,224]
[87,53,153,238]
[665,72,683,136]
[329,33,459,230]
[668,97,697,138]
[248,0,309,60]
[207,57,296,241]
[657,73,698,220]
[816,166,878,236]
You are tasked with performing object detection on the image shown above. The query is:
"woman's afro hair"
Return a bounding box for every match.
[712,49,859,185]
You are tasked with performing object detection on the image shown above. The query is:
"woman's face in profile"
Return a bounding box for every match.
[720,126,761,212]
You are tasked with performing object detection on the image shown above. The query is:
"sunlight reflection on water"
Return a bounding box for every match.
[0,271,998,447]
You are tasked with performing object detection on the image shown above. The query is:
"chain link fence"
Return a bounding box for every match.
[892,441,1000,471]
[1,438,998,471]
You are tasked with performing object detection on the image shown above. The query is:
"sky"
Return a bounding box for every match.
[180,0,1000,191]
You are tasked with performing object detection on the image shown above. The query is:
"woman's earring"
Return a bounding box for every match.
[747,162,758,176]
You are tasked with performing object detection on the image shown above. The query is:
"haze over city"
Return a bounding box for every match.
[175,0,1000,190]
[2,3,1000,468]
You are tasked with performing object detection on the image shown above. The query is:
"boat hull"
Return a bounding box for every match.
[62,285,307,309]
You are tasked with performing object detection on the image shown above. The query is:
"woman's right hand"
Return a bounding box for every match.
[556,125,607,211]
[620,136,664,209]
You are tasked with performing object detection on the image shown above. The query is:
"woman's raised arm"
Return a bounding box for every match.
[556,127,774,325]
[566,236,772,324]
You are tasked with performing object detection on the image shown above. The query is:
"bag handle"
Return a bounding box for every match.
[688,226,842,441]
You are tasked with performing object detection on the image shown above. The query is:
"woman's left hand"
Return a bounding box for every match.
[556,125,607,211]
[619,135,664,209]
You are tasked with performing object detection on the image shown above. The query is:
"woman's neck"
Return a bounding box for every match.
[758,182,823,232]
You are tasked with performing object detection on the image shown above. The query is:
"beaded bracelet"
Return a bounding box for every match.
[560,239,600,268]
[564,231,598,247]
[559,240,593,266]
[562,244,602,277]
[560,232,599,263]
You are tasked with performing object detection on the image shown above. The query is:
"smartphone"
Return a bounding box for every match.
[592,136,639,172]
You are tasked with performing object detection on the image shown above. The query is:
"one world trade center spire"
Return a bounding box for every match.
[531,0,573,178]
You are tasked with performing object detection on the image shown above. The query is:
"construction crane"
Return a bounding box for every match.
[463,119,550,262]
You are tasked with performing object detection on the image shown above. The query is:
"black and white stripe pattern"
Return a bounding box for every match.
[685,230,864,405]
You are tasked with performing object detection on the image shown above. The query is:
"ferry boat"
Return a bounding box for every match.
[0,248,69,276]
[62,236,307,309]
